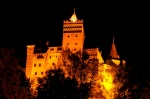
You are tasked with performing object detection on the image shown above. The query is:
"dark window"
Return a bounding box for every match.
[52,63,55,65]
[34,64,36,67]
[50,48,54,50]
[41,72,43,75]
[57,48,62,50]
[68,35,70,37]
[75,43,77,45]
[50,56,51,59]
[75,35,78,37]
[39,63,41,66]
[67,43,69,45]
[35,72,37,75]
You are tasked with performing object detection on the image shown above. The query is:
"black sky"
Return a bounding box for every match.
[0,1,150,65]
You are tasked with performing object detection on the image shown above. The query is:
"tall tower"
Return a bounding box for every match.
[106,37,120,66]
[109,37,119,59]
[26,45,35,78]
[62,8,85,53]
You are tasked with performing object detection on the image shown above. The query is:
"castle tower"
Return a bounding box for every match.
[106,37,120,66]
[110,37,119,59]
[26,45,35,78]
[62,8,85,53]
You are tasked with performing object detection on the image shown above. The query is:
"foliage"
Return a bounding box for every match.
[0,48,29,99]
[37,68,90,99]
[115,62,150,98]
[62,50,99,85]
[36,50,100,99]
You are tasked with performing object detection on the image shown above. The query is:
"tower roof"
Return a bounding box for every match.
[70,8,77,22]
[109,37,119,59]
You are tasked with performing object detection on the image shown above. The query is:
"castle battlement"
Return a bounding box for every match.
[63,20,83,23]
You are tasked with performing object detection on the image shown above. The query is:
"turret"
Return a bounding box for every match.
[106,37,120,66]
[62,8,85,53]
[26,45,35,78]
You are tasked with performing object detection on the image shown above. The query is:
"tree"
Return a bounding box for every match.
[115,62,150,98]
[0,48,29,99]
[36,50,100,99]
[37,68,87,99]
[62,50,99,85]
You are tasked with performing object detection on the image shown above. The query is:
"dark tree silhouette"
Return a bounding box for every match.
[36,50,98,99]
[116,62,150,98]
[62,50,99,85]
[0,48,29,99]
[37,68,90,99]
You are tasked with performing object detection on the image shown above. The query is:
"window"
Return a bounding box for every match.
[74,48,76,50]
[50,56,51,59]
[34,64,36,67]
[68,35,70,37]
[75,43,77,45]
[57,48,62,50]
[41,72,43,75]
[56,56,57,58]
[35,72,37,75]
[75,35,78,37]
[67,43,69,45]
[50,48,54,51]
[52,62,55,65]
[39,63,41,66]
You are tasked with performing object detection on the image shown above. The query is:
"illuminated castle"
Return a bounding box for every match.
[25,9,124,89]
[26,9,104,79]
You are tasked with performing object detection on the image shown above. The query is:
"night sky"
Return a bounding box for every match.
[0,1,149,65]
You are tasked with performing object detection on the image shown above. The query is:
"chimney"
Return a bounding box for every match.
[46,41,49,46]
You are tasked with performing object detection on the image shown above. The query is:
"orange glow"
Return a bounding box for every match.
[70,8,77,22]
[89,64,117,99]
[25,8,124,98]
[99,64,115,99]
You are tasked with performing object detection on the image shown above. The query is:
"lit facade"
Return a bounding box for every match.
[25,9,125,95]
[26,9,105,79]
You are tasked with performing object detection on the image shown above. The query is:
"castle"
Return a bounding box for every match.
[26,8,123,81]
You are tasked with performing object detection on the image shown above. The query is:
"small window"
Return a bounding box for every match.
[56,56,57,58]
[50,48,54,51]
[52,62,55,65]
[57,48,62,50]
[39,63,41,66]
[68,35,70,37]
[50,56,51,59]
[75,43,77,45]
[35,72,37,75]
[41,72,43,75]
[74,48,76,50]
[67,43,69,45]
[34,64,36,67]
[75,35,78,37]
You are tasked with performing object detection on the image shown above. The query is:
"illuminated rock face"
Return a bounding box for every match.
[25,9,104,92]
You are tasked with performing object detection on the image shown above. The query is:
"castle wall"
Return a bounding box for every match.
[31,53,46,78]
[62,33,83,52]
[46,47,62,70]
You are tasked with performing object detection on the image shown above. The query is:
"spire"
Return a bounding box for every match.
[70,8,77,22]
[113,37,115,44]
[109,37,119,59]
[46,40,49,46]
